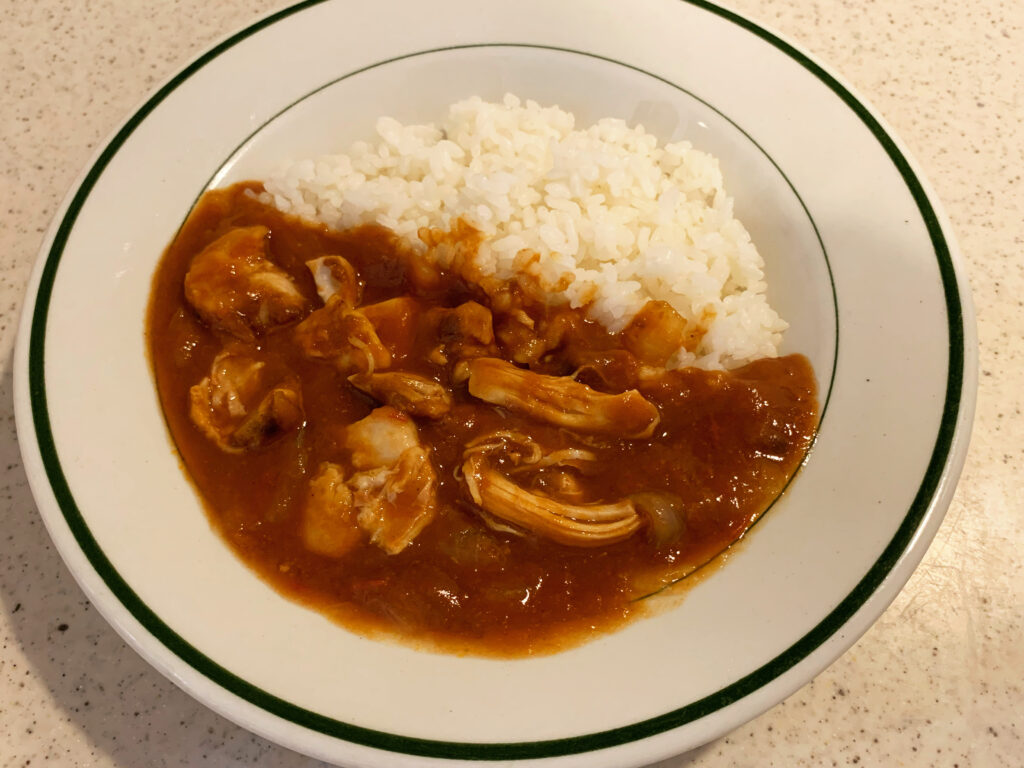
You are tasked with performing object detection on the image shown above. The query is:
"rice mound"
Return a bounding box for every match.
[262,94,786,369]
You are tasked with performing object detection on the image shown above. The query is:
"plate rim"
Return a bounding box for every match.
[13,0,976,763]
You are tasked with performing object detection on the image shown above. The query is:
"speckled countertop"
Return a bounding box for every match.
[1,0,1021,766]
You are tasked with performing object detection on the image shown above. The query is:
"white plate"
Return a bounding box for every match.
[13,1,976,766]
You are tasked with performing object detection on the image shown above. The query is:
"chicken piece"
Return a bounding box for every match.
[495,310,575,365]
[344,406,421,471]
[348,371,452,419]
[462,451,641,547]
[533,468,588,503]
[189,350,304,452]
[465,431,597,474]
[428,300,497,363]
[621,300,692,366]
[441,301,494,344]
[301,463,361,557]
[463,429,543,467]
[184,226,308,341]
[511,445,601,503]
[293,296,391,374]
[349,446,438,555]
[342,407,439,553]
[300,408,438,557]
[460,432,680,547]
[306,255,361,307]
[230,386,305,450]
[454,357,660,438]
[359,296,422,360]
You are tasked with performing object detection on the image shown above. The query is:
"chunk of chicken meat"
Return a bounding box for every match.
[300,408,439,556]
[344,406,420,470]
[348,371,452,419]
[301,450,439,557]
[425,300,497,364]
[461,433,641,547]
[495,310,575,365]
[293,296,391,375]
[301,463,360,557]
[189,350,304,452]
[359,296,422,360]
[184,226,308,341]
[306,255,361,307]
[349,445,438,555]
[454,357,660,438]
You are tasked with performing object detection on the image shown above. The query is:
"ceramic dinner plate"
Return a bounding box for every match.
[14,0,976,766]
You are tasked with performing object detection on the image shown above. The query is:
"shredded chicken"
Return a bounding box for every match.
[301,409,439,556]
[348,371,452,419]
[350,446,438,555]
[301,463,360,557]
[530,447,598,471]
[455,357,661,438]
[302,450,440,557]
[293,296,391,374]
[462,429,543,468]
[189,349,304,452]
[344,406,421,471]
[463,431,595,471]
[461,437,641,547]
[184,226,308,340]
[306,255,361,307]
[533,468,588,503]
[457,431,687,547]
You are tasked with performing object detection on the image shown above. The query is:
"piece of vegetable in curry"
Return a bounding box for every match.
[147,183,818,656]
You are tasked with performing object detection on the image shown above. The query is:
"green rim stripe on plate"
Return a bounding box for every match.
[27,0,962,761]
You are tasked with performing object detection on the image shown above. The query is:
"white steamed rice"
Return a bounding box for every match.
[261,94,786,369]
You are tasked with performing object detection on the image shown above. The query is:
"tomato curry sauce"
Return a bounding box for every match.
[147,183,817,656]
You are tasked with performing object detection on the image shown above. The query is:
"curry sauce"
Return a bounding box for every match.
[147,183,818,656]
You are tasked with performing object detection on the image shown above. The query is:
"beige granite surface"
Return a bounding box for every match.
[1,0,1021,766]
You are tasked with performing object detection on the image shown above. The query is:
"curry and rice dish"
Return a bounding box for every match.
[147,96,818,656]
